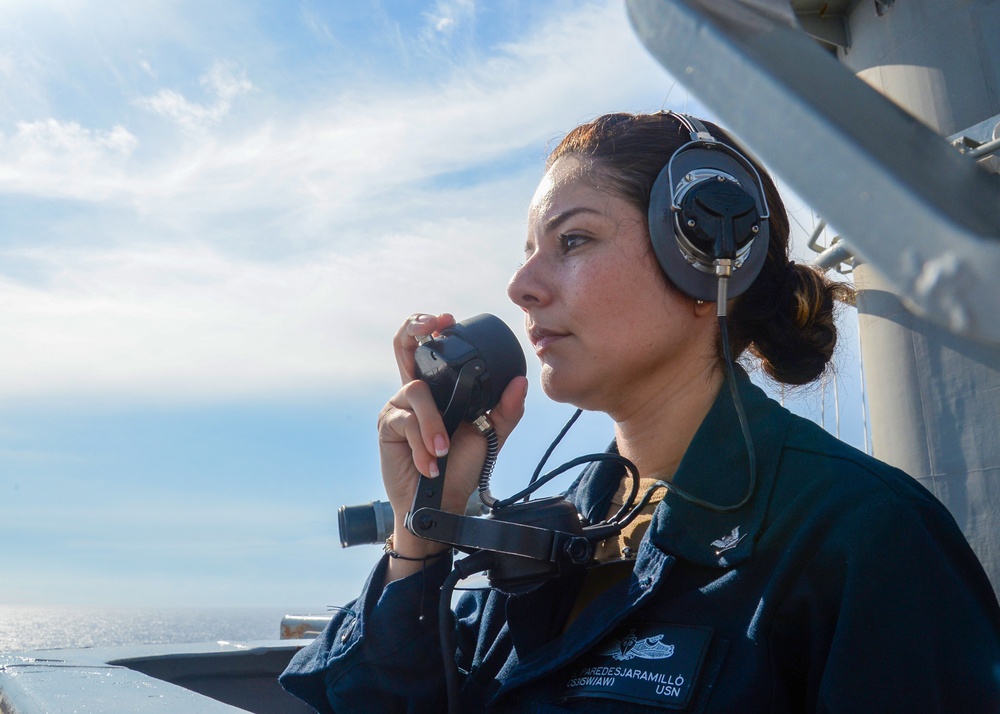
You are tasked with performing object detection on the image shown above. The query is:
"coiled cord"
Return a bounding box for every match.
[473,416,500,509]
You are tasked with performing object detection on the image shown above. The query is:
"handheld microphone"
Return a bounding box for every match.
[340,313,639,594]
[337,314,526,549]
[402,316,636,594]
[413,313,527,436]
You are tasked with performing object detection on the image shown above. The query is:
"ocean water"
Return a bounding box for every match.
[0,605,320,652]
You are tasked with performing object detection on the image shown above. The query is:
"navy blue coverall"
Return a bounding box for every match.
[281,371,1000,712]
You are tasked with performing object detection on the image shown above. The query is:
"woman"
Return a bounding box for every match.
[281,112,1000,712]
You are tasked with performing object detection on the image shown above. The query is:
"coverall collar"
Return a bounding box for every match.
[573,366,790,570]
[648,365,790,568]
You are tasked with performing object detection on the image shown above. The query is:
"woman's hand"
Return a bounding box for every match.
[378,313,527,574]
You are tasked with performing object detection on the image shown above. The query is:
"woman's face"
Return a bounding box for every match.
[507,155,714,416]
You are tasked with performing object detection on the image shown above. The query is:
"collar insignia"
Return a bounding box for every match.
[710,526,745,554]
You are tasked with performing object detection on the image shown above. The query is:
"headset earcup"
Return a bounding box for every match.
[648,145,770,302]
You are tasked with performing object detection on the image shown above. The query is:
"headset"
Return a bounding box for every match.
[649,112,770,309]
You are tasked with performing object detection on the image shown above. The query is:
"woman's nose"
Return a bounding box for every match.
[507,254,550,310]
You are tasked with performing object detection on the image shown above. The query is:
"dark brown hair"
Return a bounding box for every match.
[548,112,853,386]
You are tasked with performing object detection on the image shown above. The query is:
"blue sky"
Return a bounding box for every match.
[0,0,863,609]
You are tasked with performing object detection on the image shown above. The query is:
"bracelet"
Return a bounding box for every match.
[383,534,450,562]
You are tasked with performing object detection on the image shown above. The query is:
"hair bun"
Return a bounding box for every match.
[743,263,853,385]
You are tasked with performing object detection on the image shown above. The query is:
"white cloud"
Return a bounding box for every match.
[157,2,669,226]
[137,60,254,133]
[4,3,668,209]
[138,56,157,79]
[6,119,137,156]
[0,119,137,199]
[425,0,475,36]
[0,0,685,401]
[0,186,528,400]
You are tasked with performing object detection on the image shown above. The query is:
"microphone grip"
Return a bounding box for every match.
[338,500,394,548]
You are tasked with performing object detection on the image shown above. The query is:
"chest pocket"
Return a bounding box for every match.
[557,622,725,711]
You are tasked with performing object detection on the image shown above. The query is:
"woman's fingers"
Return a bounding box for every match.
[384,311,524,500]
[400,379,450,473]
[386,371,527,473]
[385,380,450,476]
[488,376,529,444]
[393,312,456,384]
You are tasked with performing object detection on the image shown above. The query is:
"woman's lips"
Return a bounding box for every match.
[529,326,569,352]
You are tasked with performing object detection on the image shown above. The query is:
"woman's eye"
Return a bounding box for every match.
[559,233,588,253]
